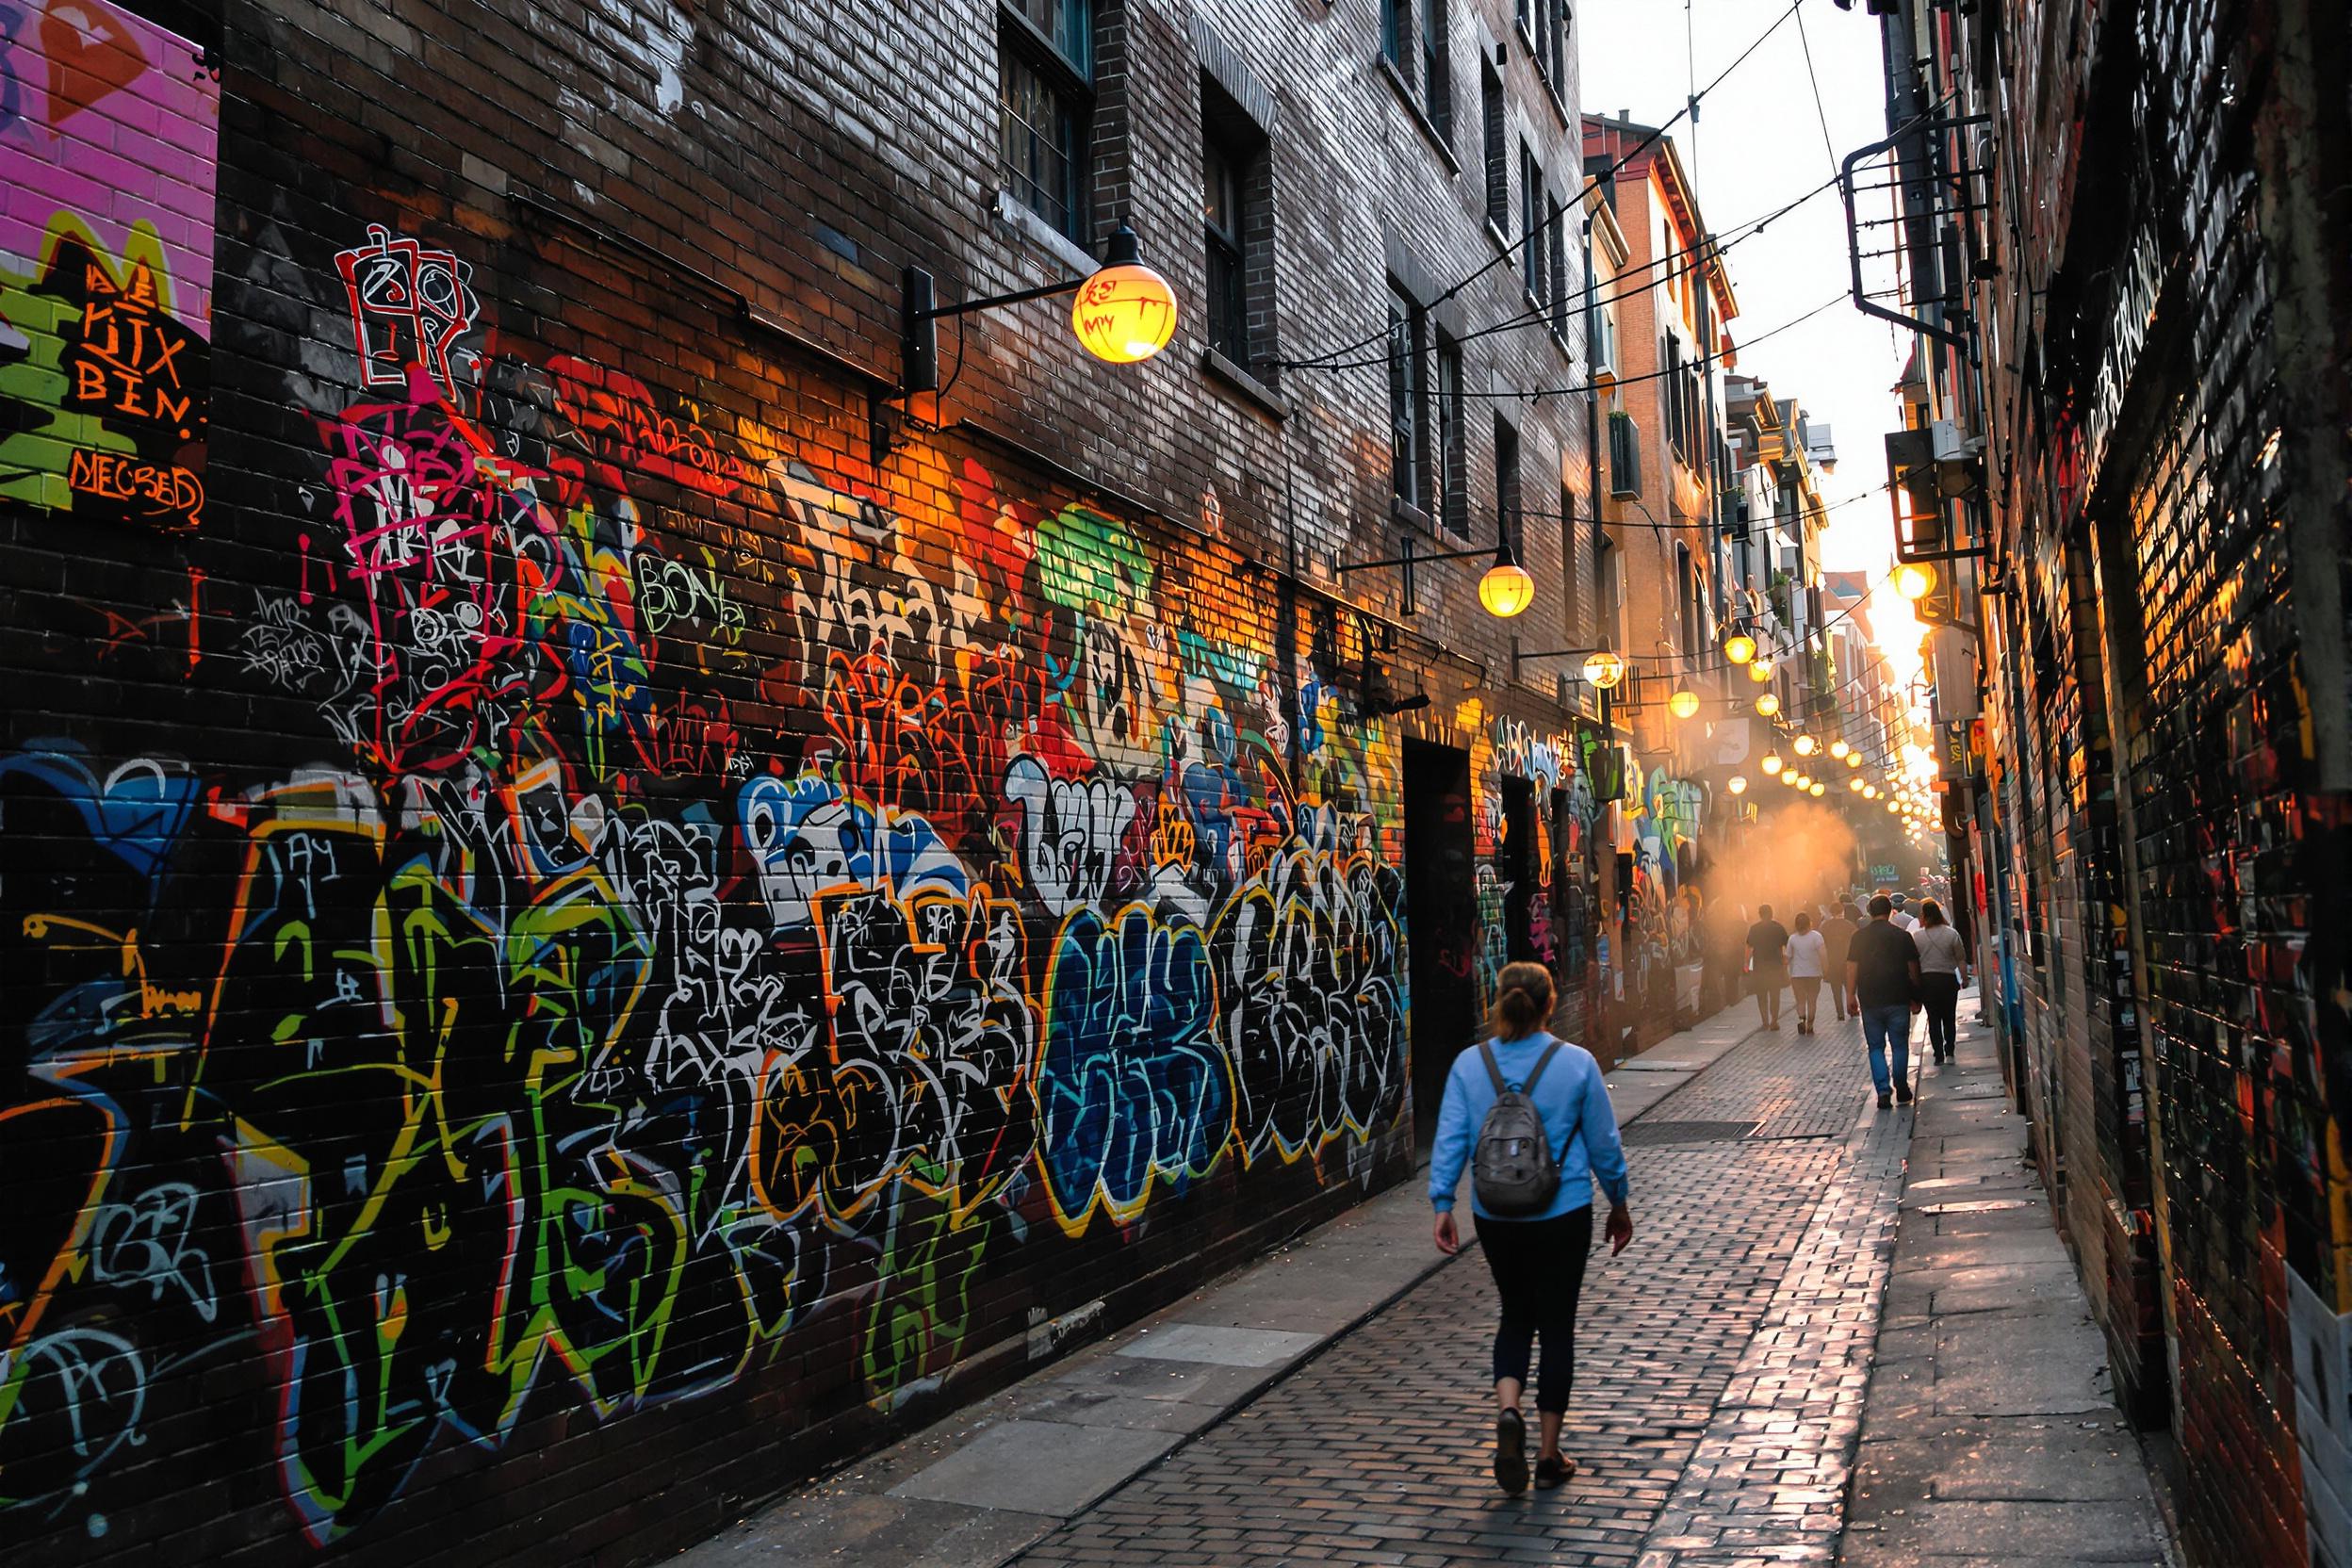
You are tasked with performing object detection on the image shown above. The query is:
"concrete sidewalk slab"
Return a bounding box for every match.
[1838,1000,2173,1568]
[887,1422,1182,1514]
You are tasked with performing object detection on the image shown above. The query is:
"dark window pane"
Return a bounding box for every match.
[1421,0,1449,137]
[1437,335,1466,534]
[1482,68,1507,227]
[1014,0,1090,74]
[1381,0,1404,68]
[1390,289,1422,501]
[1521,148,1543,297]
[1002,50,1085,239]
[1208,236,1248,361]
[1203,141,1239,239]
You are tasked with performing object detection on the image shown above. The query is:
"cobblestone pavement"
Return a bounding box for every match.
[1015,1017,1909,1568]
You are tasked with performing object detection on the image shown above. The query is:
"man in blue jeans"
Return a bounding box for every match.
[1844,895,1923,1108]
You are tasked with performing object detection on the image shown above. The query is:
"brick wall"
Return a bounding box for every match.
[1953,0,2352,1559]
[0,0,1687,1560]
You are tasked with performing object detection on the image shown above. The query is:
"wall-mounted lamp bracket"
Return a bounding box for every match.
[901,266,1088,396]
[1334,534,1500,617]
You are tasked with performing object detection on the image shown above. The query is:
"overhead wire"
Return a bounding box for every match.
[1272,0,1811,372]
[1296,167,1850,375]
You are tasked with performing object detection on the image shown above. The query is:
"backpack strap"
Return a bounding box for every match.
[1519,1038,1566,1096]
[1482,1037,1564,1095]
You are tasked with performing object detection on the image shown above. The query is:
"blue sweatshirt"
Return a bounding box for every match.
[1428,1032,1631,1220]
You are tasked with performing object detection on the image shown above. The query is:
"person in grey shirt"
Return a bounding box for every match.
[1912,899,1970,1064]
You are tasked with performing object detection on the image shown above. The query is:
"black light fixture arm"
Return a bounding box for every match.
[1332,530,1524,618]
[911,274,1087,323]
[900,225,1147,395]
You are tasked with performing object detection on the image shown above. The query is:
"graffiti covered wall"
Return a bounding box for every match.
[0,0,218,531]
[0,211,1413,1560]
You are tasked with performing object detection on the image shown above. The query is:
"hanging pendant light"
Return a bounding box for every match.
[1477,535,1536,618]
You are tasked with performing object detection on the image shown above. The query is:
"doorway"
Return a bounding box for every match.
[1405,740,1477,1150]
[1499,776,1535,964]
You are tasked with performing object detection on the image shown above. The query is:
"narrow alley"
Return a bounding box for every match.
[5,0,2347,1564]
[679,1003,2170,1568]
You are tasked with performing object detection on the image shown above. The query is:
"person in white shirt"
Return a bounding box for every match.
[1912,898,1971,1063]
[1784,910,1829,1035]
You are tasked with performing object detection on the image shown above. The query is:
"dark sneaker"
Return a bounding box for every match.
[1494,1408,1529,1494]
[1533,1454,1576,1490]
[1877,1091,1893,1109]
[1896,1084,1916,1104]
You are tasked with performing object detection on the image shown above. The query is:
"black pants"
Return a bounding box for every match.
[1920,972,1960,1059]
[1474,1207,1594,1414]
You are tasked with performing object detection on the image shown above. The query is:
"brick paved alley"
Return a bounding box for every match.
[1014,1014,1911,1568]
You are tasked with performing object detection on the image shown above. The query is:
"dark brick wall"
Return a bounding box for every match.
[0,0,1671,1561]
[1952,0,2352,1560]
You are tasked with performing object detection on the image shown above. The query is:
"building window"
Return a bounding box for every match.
[1420,0,1451,139]
[1662,335,1686,455]
[1380,0,1405,74]
[1588,236,1617,371]
[1436,332,1466,534]
[1494,414,1522,543]
[1000,0,1093,240]
[1203,136,1247,361]
[1200,81,1275,376]
[1481,64,1507,230]
[1595,527,1622,649]
[1609,409,1642,497]
[1521,145,1544,300]
[1532,0,1565,94]
[1389,286,1428,504]
[1561,479,1582,635]
[1547,196,1569,341]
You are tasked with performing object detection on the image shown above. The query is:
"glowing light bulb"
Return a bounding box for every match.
[1478,542,1536,617]
[1581,649,1627,690]
[1895,561,1937,601]
[1723,633,1756,665]
[1761,753,1784,776]
[1793,735,1818,757]
[1829,739,1850,760]
[1072,229,1179,364]
[1728,775,1748,795]
[1669,688,1701,719]
[1756,693,1782,717]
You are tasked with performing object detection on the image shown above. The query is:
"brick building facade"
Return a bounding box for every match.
[1870,0,2352,1561]
[0,0,1729,1560]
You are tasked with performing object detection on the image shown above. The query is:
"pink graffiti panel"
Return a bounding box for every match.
[0,0,219,530]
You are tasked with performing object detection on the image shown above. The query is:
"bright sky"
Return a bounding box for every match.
[1579,0,1926,687]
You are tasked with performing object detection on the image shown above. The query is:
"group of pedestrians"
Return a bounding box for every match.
[1742,891,1970,1106]
[1423,898,1976,1498]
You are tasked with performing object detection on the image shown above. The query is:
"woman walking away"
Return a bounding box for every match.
[1430,962,1633,1495]
[1913,898,1970,1064]
[1786,911,1828,1034]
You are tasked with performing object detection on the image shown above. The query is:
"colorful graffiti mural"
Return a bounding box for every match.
[0,0,218,530]
[0,220,1410,1549]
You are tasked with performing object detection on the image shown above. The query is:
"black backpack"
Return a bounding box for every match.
[1472,1038,1566,1216]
